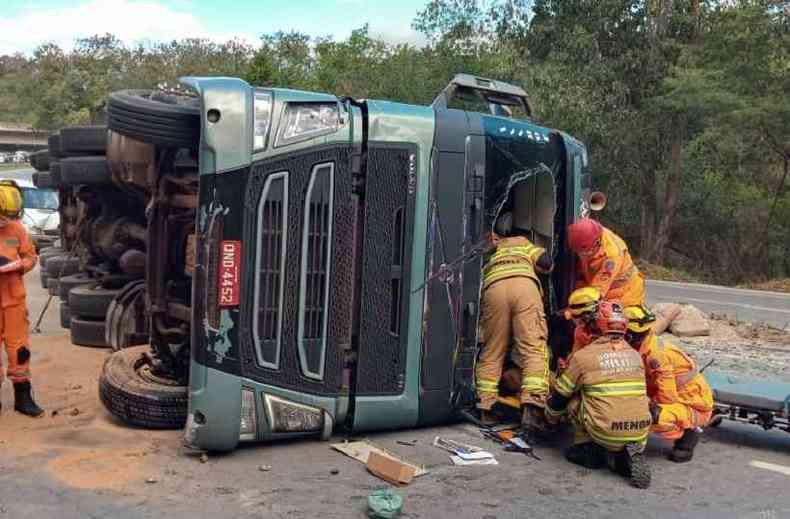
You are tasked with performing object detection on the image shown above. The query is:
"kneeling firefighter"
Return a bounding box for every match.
[545,294,652,489]
[0,181,43,417]
[624,305,713,462]
[477,211,553,436]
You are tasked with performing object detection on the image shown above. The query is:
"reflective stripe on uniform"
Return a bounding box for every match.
[555,373,576,397]
[587,427,649,450]
[583,379,647,397]
[477,378,499,394]
[483,244,544,289]
[522,375,549,393]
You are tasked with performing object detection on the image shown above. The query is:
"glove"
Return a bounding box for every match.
[0,259,23,274]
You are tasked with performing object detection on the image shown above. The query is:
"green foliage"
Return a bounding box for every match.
[0,0,787,281]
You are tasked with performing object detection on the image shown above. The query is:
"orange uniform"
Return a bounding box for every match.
[571,228,645,354]
[0,220,37,384]
[639,334,713,441]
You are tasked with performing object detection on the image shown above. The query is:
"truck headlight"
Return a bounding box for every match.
[276,102,340,147]
[263,394,324,433]
[239,388,258,441]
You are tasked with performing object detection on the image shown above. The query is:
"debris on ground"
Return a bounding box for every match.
[258,465,272,472]
[367,488,403,519]
[199,453,209,464]
[366,451,416,485]
[145,477,158,484]
[70,408,80,416]
[330,441,428,477]
[433,436,498,466]
[653,303,711,337]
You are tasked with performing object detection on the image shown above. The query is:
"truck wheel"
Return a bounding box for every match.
[50,161,62,186]
[106,281,148,351]
[108,89,200,149]
[32,172,54,189]
[59,273,96,301]
[61,156,112,186]
[45,255,80,278]
[70,317,109,347]
[47,277,60,296]
[48,134,62,159]
[30,150,50,172]
[69,285,120,319]
[39,247,65,269]
[99,346,188,429]
[60,126,108,154]
[61,303,71,329]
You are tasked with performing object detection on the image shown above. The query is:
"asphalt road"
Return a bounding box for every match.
[1,268,790,518]
[0,166,34,183]
[647,279,790,330]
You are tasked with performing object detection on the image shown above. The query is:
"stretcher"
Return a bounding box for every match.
[705,371,790,433]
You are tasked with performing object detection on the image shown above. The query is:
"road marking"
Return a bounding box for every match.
[649,295,790,316]
[647,280,790,300]
[750,460,790,477]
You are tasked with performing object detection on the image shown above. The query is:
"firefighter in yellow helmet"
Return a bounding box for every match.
[476,211,553,437]
[624,305,713,462]
[545,293,652,488]
[564,286,602,355]
[0,181,43,418]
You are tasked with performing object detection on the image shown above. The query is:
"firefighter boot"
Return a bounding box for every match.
[609,444,651,489]
[13,381,44,418]
[670,428,700,463]
[565,442,607,469]
[521,404,548,443]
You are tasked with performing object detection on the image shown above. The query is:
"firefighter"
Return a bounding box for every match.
[624,305,714,463]
[477,211,553,436]
[0,181,43,418]
[566,218,645,353]
[563,286,602,355]
[545,295,652,489]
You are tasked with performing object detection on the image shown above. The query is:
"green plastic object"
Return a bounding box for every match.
[367,489,403,519]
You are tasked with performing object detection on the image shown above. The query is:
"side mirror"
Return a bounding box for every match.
[588,191,607,212]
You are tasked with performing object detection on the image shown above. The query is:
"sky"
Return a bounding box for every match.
[0,0,430,55]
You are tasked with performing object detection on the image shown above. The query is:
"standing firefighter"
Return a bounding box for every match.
[624,305,713,463]
[566,218,645,353]
[477,212,553,435]
[545,294,652,489]
[0,181,43,418]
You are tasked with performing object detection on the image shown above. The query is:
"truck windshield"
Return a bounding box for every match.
[22,187,58,210]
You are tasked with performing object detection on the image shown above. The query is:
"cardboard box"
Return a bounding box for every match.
[366,451,417,486]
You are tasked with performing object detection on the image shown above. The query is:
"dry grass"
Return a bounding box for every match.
[739,278,790,294]
[635,259,699,283]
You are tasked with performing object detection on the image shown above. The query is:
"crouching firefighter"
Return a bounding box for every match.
[0,181,43,418]
[476,211,553,437]
[545,295,652,489]
[624,305,713,463]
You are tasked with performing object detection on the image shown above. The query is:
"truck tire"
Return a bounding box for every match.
[69,285,120,319]
[108,89,200,149]
[61,156,112,186]
[60,126,108,154]
[48,134,62,159]
[59,273,96,301]
[39,246,65,268]
[70,317,109,347]
[47,277,60,296]
[32,172,54,189]
[30,150,50,172]
[45,255,80,278]
[99,346,188,429]
[50,161,62,186]
[61,303,71,329]
[106,281,148,351]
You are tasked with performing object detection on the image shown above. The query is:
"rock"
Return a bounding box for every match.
[70,408,80,416]
[258,465,272,472]
[330,469,339,475]
[200,453,209,464]
[663,304,711,337]
[146,477,158,484]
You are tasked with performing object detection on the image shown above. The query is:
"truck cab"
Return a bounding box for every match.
[176,74,590,451]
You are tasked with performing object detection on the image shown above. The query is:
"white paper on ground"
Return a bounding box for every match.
[450,455,499,466]
[457,451,495,461]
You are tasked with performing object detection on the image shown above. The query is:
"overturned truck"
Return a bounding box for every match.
[49,75,596,450]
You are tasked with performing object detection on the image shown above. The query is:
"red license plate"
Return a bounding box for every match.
[218,240,241,307]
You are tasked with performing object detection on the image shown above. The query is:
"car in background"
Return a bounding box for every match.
[2,178,60,250]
